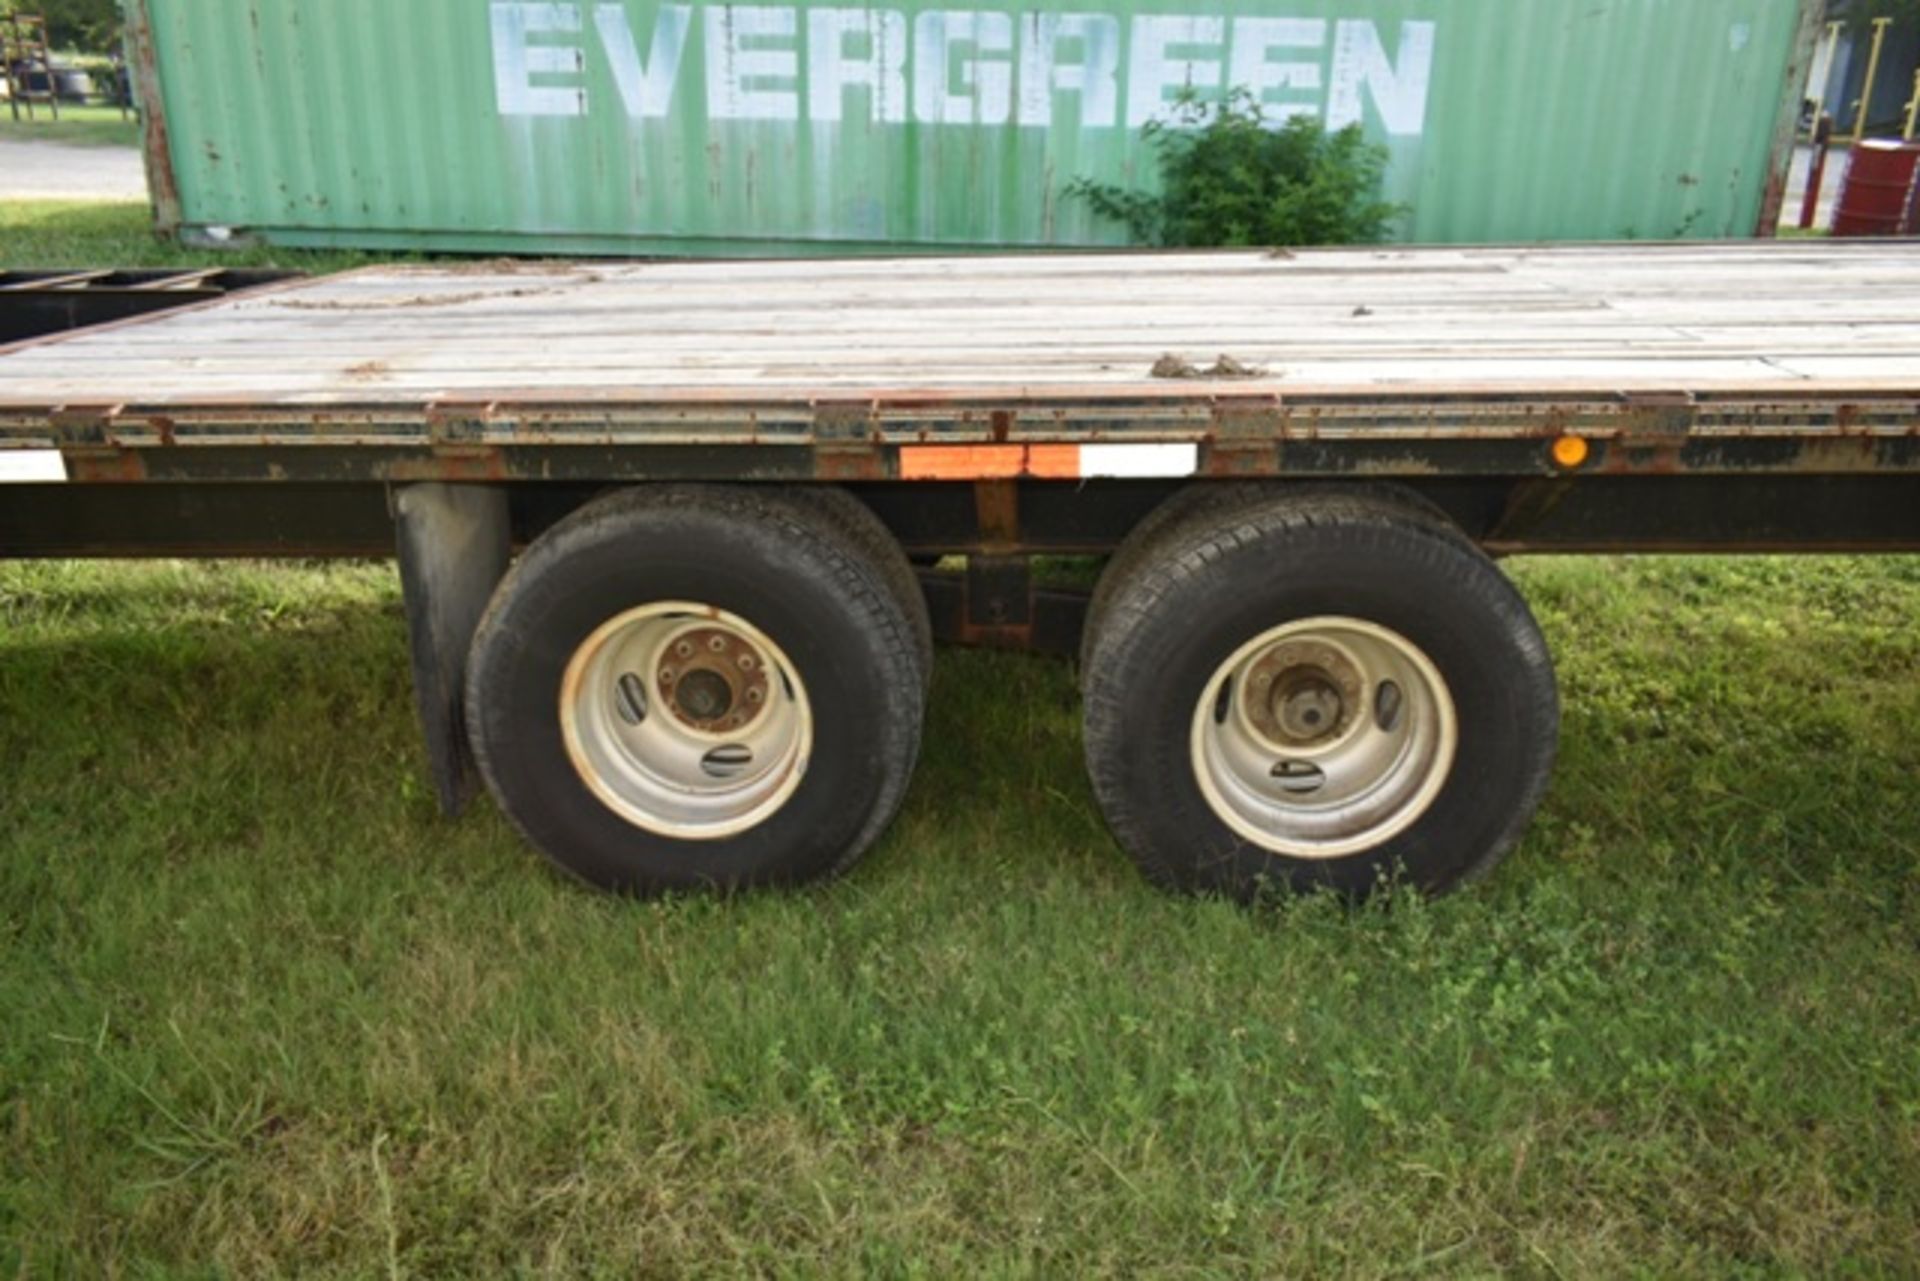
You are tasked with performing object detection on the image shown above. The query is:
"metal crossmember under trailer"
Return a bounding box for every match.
[2,242,1917,899]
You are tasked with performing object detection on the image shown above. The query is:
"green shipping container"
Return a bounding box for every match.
[126,0,1820,255]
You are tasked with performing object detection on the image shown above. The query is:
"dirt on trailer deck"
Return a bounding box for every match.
[1151,353,1273,380]
[273,285,568,312]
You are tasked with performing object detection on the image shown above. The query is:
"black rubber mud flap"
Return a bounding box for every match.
[395,483,512,817]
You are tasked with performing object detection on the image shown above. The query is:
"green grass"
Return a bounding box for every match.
[0,103,141,149]
[0,201,396,274]
[2,554,1917,1275]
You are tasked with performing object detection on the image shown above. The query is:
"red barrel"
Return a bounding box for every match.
[1833,140,1920,237]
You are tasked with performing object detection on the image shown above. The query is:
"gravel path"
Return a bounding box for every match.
[0,138,147,200]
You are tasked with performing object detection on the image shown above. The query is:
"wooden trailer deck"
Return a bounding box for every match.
[1,241,1918,492]
[7,241,1920,397]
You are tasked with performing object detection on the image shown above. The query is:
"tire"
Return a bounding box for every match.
[1081,482,1455,678]
[782,486,934,685]
[466,484,925,894]
[1082,490,1558,900]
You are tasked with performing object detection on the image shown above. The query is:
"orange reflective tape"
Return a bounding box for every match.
[897,443,1085,480]
[898,444,1025,479]
[1025,444,1082,478]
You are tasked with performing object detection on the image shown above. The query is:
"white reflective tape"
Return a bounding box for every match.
[0,450,66,483]
[1078,443,1198,479]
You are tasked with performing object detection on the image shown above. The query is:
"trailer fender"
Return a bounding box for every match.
[394,483,513,817]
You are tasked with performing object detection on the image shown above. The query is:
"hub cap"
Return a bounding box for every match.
[1189,617,1457,859]
[560,603,811,839]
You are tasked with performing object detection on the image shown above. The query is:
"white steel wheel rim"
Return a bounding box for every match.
[560,602,812,840]
[1189,617,1458,860]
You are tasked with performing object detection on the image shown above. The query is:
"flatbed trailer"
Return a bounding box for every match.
[2,242,1916,899]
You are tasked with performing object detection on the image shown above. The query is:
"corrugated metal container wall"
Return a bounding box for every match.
[128,0,1817,255]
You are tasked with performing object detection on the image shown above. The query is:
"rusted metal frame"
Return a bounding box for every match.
[1206,395,1284,477]
[122,0,183,236]
[1600,390,1698,476]
[948,479,1039,647]
[22,433,1920,488]
[12,388,1914,446]
[5,474,1916,563]
[6,387,1916,484]
[0,269,294,291]
[1757,0,1831,236]
[0,271,114,291]
[812,398,886,481]
[1485,477,1577,545]
[0,271,316,360]
[973,479,1021,544]
[969,405,1027,544]
[848,481,1168,557]
[8,399,1913,448]
[1201,391,1916,441]
[916,569,1088,657]
[140,270,226,291]
[1607,433,1920,477]
[47,444,830,486]
[1476,473,1920,553]
[961,554,1035,648]
[0,273,304,345]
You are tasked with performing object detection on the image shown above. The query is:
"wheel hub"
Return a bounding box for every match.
[656,625,769,733]
[1244,641,1365,748]
[561,604,811,840]
[1191,618,1458,860]
[1272,672,1343,741]
[674,669,734,721]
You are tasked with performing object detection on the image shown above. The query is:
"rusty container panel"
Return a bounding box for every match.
[131,0,1817,256]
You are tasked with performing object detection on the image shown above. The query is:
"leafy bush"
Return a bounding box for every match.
[0,0,121,53]
[1070,90,1403,248]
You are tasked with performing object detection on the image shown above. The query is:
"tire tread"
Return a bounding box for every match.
[466,483,925,893]
[1083,488,1557,898]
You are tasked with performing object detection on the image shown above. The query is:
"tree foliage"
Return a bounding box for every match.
[1069,91,1403,249]
[0,0,122,52]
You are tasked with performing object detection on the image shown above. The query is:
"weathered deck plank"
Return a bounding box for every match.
[4,243,1920,413]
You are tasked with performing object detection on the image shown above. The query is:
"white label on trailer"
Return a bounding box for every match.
[1079,443,1199,479]
[0,451,66,483]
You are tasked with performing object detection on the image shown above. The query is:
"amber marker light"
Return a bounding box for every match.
[1551,435,1590,470]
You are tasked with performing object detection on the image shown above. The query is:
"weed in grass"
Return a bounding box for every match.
[0,555,1917,1274]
